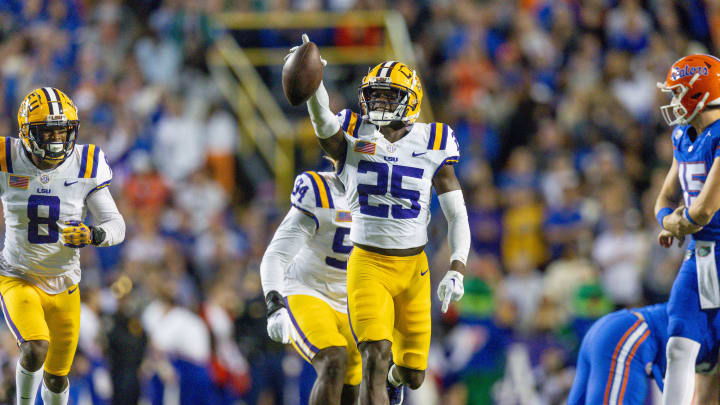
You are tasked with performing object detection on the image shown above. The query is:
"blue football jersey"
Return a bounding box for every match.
[636,303,669,389]
[672,120,720,244]
[637,303,719,390]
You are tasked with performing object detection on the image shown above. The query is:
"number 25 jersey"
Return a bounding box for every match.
[0,137,112,293]
[671,120,720,244]
[335,109,459,249]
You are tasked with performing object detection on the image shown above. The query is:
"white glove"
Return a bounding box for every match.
[267,308,293,344]
[437,270,464,313]
[284,33,327,66]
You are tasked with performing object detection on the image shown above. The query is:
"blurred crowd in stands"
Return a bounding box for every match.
[0,0,716,404]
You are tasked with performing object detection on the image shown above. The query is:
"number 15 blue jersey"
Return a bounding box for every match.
[335,109,460,250]
[0,137,112,294]
[672,120,720,244]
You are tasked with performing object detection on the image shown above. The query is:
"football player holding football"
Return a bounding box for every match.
[261,167,360,405]
[289,35,470,404]
[654,54,720,405]
[1,88,125,404]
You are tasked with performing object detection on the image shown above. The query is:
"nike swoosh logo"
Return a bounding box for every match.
[420,269,429,276]
[68,287,78,294]
[412,151,427,157]
[64,180,78,186]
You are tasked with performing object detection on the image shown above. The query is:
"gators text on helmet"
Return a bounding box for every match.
[17,87,79,164]
[657,54,720,126]
[358,61,423,127]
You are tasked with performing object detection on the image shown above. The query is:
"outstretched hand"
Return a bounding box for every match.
[284,34,327,66]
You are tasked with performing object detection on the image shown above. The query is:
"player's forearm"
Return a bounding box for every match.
[655,159,681,216]
[94,213,125,246]
[86,187,125,246]
[260,251,292,296]
[439,190,470,268]
[307,81,339,138]
[260,208,314,296]
[307,81,346,160]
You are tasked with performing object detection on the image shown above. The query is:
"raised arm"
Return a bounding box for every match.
[288,34,348,160]
[307,81,347,161]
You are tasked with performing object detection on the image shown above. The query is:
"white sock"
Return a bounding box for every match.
[663,336,700,405]
[387,364,403,387]
[41,380,69,405]
[16,360,42,405]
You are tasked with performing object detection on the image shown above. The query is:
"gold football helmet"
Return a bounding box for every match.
[17,87,79,163]
[358,61,423,126]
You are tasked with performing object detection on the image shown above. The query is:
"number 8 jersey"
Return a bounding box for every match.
[0,137,112,293]
[335,109,460,249]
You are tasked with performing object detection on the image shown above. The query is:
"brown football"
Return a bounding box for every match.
[282,41,323,106]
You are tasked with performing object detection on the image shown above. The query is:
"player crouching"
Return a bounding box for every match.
[2,88,125,404]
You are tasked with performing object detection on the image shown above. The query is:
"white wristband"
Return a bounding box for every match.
[307,81,340,139]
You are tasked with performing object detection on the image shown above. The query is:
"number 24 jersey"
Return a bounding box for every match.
[287,170,352,312]
[335,109,460,250]
[0,137,112,293]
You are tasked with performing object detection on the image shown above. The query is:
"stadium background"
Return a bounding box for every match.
[0,0,715,404]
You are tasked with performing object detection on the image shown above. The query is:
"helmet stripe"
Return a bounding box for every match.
[379,61,398,78]
[41,87,57,115]
[51,88,63,114]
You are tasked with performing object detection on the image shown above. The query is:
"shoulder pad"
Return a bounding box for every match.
[290,171,336,212]
[427,123,451,150]
[337,109,361,139]
[77,144,107,179]
[82,145,113,198]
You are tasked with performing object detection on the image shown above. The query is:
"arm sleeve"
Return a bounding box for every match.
[86,187,125,246]
[260,207,317,296]
[307,81,341,139]
[438,189,470,265]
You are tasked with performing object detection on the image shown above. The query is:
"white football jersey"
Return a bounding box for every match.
[0,137,112,293]
[335,109,460,249]
[284,171,352,312]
